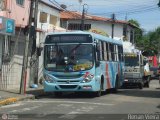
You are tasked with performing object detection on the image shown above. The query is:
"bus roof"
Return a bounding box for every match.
[45,31,123,45]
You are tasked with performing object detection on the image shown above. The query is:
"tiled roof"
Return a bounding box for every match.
[61,11,138,28]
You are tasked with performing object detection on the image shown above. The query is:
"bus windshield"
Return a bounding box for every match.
[125,56,139,66]
[44,44,94,72]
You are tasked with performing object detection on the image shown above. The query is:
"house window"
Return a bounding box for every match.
[16,0,24,5]
[68,23,91,30]
[50,15,57,25]
[40,12,47,23]
[123,25,128,41]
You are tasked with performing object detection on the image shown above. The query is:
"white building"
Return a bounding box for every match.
[37,0,65,45]
[32,0,66,85]
[60,11,138,44]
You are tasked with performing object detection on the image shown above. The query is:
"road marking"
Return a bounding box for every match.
[8,106,41,113]
[27,100,114,106]
[57,104,73,107]
[59,106,96,119]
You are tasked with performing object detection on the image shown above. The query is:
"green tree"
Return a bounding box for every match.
[128,19,160,55]
[139,27,160,55]
[128,19,142,48]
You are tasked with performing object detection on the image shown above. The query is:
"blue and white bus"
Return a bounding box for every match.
[43,31,124,97]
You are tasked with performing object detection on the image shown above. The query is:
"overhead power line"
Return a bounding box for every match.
[89,6,159,16]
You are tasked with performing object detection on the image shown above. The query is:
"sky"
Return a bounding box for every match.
[55,0,160,32]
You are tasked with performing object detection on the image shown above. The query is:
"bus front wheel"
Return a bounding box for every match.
[94,82,103,97]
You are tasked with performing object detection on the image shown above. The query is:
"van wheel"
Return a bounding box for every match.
[138,83,143,89]
[144,82,149,88]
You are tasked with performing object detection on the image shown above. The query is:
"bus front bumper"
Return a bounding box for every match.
[123,78,142,86]
[43,81,97,92]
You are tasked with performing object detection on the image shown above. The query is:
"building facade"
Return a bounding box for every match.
[0,0,65,91]
[0,0,31,91]
[60,11,137,43]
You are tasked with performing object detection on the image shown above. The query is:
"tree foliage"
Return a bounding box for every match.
[128,19,160,55]
[128,19,142,47]
[128,19,140,27]
[141,27,160,55]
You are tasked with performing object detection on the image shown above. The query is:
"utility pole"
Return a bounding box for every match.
[111,13,115,39]
[29,0,39,86]
[20,0,34,94]
[81,4,85,31]
[33,0,39,85]
[81,4,88,31]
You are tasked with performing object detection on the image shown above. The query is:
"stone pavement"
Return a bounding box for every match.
[0,86,45,107]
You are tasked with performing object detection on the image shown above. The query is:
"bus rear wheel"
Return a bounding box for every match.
[111,77,119,93]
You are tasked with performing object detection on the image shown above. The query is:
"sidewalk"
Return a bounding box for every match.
[0,86,45,107]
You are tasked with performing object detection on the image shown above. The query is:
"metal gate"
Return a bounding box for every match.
[0,31,25,92]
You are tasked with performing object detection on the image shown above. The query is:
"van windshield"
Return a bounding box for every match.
[125,56,139,66]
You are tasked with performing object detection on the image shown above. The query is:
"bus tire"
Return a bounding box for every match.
[95,79,103,97]
[112,77,119,93]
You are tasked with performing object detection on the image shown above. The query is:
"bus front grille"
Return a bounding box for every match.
[59,85,78,89]
[57,80,80,83]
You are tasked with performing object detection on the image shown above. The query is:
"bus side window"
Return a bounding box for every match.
[115,45,119,61]
[110,44,115,61]
[118,45,123,61]
[103,42,107,61]
[101,41,104,60]
[96,41,100,61]
[108,43,112,61]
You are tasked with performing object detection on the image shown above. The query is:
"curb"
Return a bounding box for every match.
[0,95,35,107]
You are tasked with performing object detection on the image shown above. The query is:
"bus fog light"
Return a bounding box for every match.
[83,85,92,89]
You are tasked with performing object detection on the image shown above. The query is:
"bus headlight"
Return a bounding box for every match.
[44,74,56,83]
[82,72,94,83]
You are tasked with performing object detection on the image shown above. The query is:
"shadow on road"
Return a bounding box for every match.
[117,88,160,98]
[26,88,160,99]
[32,90,114,99]
[36,92,112,99]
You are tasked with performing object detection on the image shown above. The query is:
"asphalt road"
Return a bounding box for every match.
[0,80,160,120]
